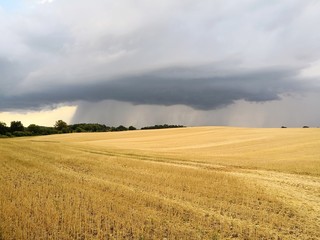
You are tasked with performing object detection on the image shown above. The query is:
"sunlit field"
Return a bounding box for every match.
[0,127,319,239]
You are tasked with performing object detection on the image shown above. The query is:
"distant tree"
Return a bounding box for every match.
[128,126,136,130]
[54,120,70,133]
[69,123,110,132]
[12,131,31,137]
[54,120,68,132]
[0,122,8,135]
[45,127,58,135]
[281,126,287,128]
[75,127,85,133]
[28,124,41,135]
[303,126,310,128]
[141,124,185,130]
[115,125,128,131]
[10,121,24,132]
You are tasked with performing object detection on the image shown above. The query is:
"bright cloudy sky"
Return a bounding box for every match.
[1,0,320,127]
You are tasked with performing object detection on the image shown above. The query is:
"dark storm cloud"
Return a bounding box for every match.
[88,67,301,110]
[0,65,307,111]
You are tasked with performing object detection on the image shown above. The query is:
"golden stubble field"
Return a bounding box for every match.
[0,127,319,239]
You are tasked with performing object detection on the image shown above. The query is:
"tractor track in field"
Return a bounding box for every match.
[39,143,319,239]
[73,144,320,236]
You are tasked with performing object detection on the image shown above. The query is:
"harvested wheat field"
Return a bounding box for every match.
[0,127,320,239]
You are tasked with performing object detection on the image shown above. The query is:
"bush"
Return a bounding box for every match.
[75,127,85,133]
[5,132,13,137]
[12,131,32,137]
[115,125,128,131]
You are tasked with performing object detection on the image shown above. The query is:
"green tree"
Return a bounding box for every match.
[10,121,24,132]
[115,125,128,131]
[28,124,42,135]
[75,127,85,133]
[0,122,8,135]
[54,120,68,131]
[54,120,69,133]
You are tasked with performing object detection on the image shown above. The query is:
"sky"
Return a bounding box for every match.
[1,0,320,127]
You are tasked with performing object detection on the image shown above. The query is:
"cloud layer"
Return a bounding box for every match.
[0,65,309,111]
[1,0,320,125]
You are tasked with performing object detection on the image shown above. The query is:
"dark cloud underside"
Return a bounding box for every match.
[0,66,306,111]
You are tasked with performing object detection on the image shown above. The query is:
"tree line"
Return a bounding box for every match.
[0,120,185,138]
[141,124,185,130]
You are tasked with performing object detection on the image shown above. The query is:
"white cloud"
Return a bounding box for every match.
[38,0,54,4]
[300,60,320,78]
